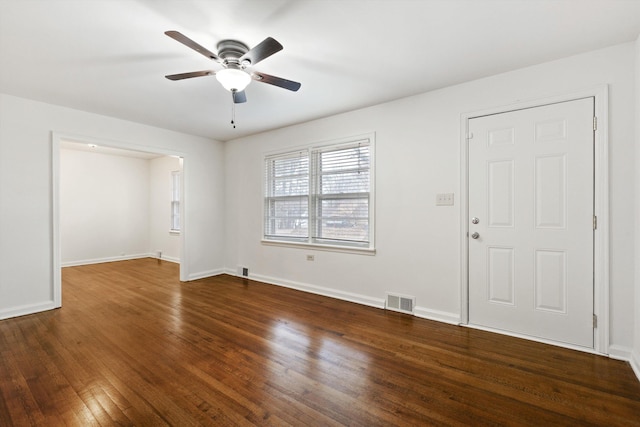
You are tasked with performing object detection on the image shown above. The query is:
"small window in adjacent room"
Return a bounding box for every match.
[264,134,374,252]
[171,170,181,232]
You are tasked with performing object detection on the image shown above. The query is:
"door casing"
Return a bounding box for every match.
[459,85,609,355]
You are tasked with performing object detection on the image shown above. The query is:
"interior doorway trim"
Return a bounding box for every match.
[459,85,609,354]
[51,132,189,308]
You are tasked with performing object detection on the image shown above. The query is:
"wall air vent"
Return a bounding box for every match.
[385,292,416,314]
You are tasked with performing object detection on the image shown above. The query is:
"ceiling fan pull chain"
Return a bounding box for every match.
[231,100,236,128]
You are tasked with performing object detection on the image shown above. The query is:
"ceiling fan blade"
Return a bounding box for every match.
[165,70,214,81]
[239,37,283,66]
[252,72,301,91]
[232,90,247,104]
[165,30,219,61]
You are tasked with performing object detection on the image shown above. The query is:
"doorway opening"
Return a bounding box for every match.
[52,132,188,308]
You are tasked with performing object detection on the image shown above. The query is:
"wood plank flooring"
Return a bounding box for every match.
[1,258,639,426]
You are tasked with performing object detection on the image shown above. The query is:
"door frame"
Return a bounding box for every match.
[51,131,189,311]
[459,85,609,355]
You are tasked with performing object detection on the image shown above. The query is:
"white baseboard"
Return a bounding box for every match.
[187,268,225,281]
[223,267,237,276]
[608,344,633,361]
[150,254,180,264]
[62,254,221,282]
[61,253,151,267]
[0,300,60,320]
[414,306,460,325]
[248,273,385,309]
[630,349,640,382]
[608,345,640,383]
[224,270,459,323]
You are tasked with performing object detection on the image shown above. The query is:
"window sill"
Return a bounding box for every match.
[169,230,180,235]
[261,239,376,255]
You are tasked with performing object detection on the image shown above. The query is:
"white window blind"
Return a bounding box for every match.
[312,142,370,245]
[171,170,180,231]
[264,151,309,241]
[264,136,373,249]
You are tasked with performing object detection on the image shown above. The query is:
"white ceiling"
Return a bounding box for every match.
[1,0,639,142]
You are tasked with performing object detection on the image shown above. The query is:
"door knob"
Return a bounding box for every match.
[472,217,479,224]
[471,232,480,239]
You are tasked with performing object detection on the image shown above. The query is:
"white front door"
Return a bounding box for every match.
[468,98,594,348]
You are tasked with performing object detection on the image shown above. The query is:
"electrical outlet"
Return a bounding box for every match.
[436,193,455,206]
[306,255,315,261]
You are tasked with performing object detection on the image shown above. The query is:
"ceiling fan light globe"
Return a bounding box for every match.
[216,68,251,92]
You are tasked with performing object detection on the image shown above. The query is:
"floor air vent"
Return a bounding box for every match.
[385,293,416,314]
[237,266,249,277]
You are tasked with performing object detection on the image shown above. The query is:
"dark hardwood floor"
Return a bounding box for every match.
[0,258,639,426]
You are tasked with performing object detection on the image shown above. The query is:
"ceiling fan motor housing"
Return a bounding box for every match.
[217,39,250,66]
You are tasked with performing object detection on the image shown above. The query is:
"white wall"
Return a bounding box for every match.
[149,155,182,262]
[633,34,640,378]
[60,148,151,265]
[59,149,182,266]
[0,93,225,319]
[225,42,637,350]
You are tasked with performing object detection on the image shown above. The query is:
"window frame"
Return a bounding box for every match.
[262,133,375,255]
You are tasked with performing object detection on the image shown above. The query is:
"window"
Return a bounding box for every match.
[264,135,373,250]
[171,170,180,232]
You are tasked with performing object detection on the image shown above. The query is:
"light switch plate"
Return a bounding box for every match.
[436,193,455,206]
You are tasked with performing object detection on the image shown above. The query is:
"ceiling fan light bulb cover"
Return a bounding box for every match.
[216,68,251,92]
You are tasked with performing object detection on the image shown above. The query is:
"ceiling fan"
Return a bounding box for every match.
[164,30,301,104]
